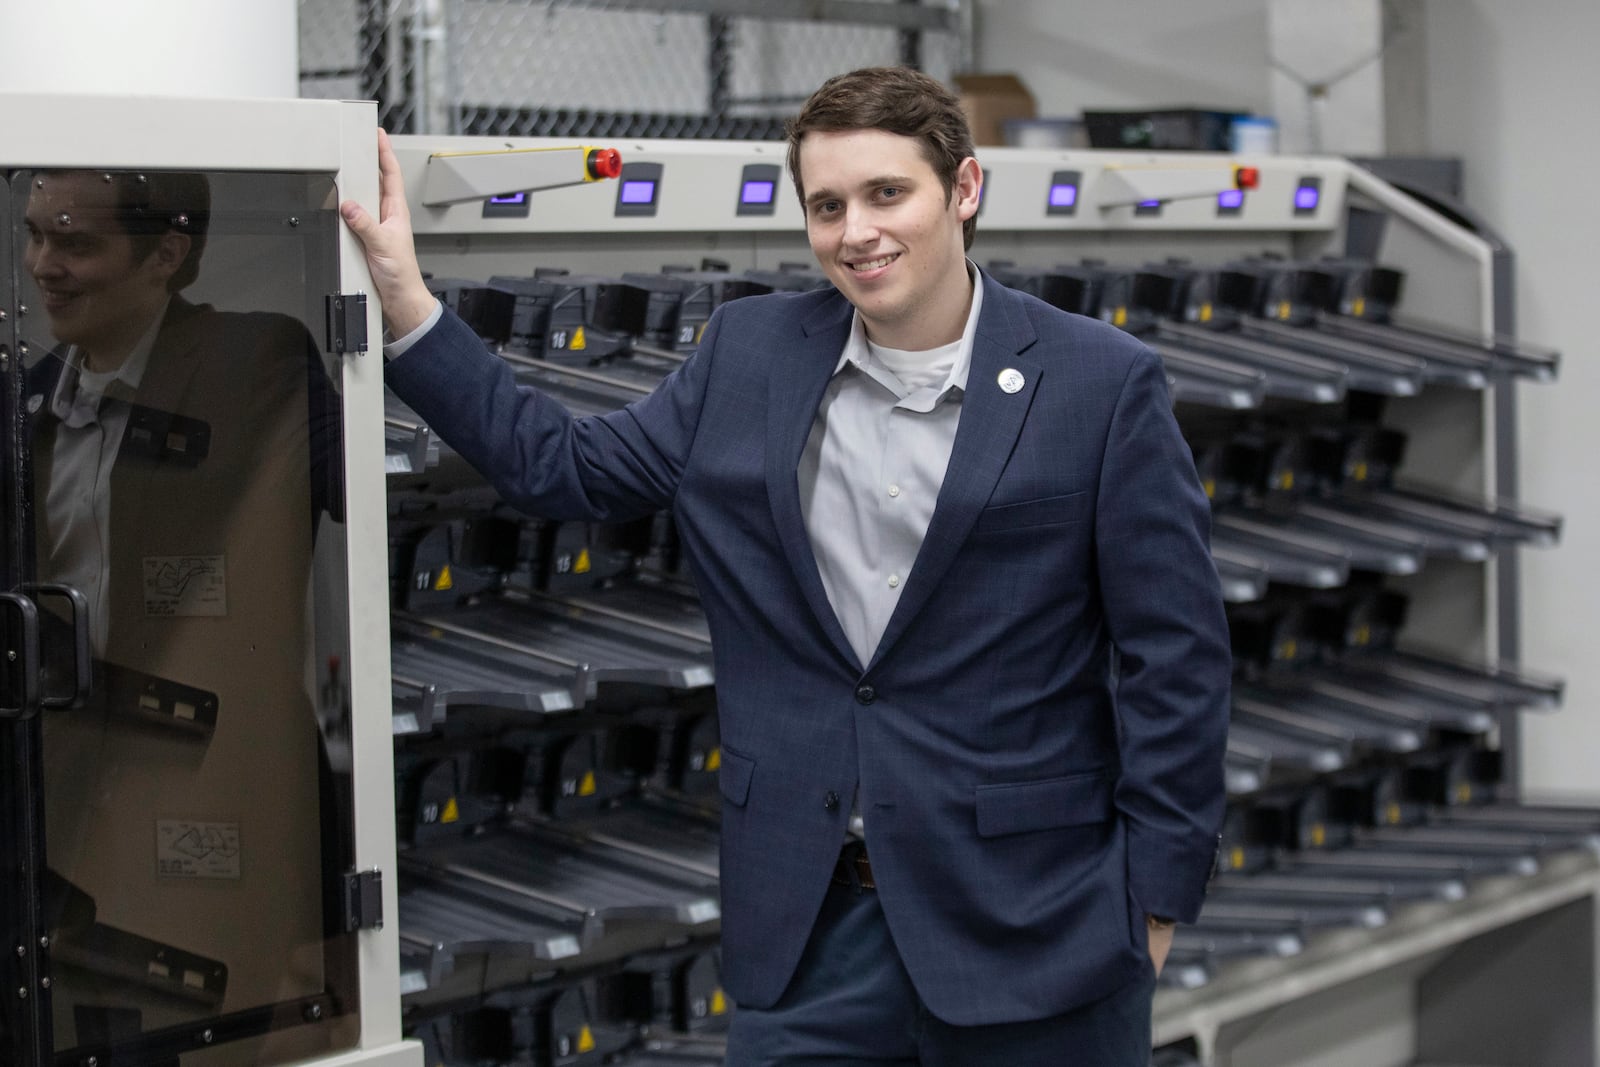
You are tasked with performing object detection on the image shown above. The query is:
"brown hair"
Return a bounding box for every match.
[786,66,978,250]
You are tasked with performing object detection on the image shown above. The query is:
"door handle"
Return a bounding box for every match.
[25,583,92,709]
[0,591,42,719]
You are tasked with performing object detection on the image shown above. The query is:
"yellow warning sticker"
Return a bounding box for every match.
[1203,478,1216,499]
[697,322,707,344]
[1386,803,1402,825]
[1352,296,1366,318]
[577,1026,595,1053]
[705,747,721,772]
[441,797,460,824]
[571,326,587,351]
[433,564,453,591]
[1352,461,1369,481]
[1457,783,1472,804]
[1277,300,1292,320]
[579,771,597,797]
[1229,846,1245,870]
[1199,302,1213,323]
[710,989,728,1015]
[1310,823,1326,848]
[1112,306,1128,328]
[574,548,592,574]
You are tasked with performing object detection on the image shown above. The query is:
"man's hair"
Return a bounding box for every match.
[40,170,211,292]
[786,66,978,250]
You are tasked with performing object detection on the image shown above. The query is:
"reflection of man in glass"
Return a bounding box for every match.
[22,170,340,1052]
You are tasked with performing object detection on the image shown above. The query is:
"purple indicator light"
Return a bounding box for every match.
[620,180,657,205]
[1218,189,1245,209]
[489,192,527,205]
[741,179,775,205]
[1139,199,1161,209]
[1048,183,1078,208]
[1295,186,1320,210]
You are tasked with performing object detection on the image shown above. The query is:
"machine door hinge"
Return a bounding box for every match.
[325,292,369,356]
[342,868,384,931]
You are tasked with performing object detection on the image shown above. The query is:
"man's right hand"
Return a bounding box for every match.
[339,128,439,339]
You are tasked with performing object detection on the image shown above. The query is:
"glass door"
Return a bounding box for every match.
[6,167,361,1066]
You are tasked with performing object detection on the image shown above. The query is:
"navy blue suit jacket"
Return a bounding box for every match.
[386,271,1230,1025]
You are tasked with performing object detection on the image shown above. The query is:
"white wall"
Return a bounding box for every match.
[1423,0,1600,800]
[0,0,298,98]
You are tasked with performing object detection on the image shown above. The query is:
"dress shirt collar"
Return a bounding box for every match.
[832,260,983,400]
[49,297,168,426]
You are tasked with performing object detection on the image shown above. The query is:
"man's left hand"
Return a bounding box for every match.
[1145,917,1174,977]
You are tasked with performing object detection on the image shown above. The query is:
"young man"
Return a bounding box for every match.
[344,65,1230,1066]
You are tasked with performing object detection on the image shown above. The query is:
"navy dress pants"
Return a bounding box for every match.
[726,872,1156,1066]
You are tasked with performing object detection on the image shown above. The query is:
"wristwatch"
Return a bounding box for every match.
[1146,914,1176,929]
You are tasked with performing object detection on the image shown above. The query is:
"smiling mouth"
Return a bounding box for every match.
[849,254,899,273]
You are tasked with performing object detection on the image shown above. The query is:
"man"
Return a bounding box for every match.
[344,65,1229,1065]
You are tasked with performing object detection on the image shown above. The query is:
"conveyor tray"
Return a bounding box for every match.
[1246,682,1429,753]
[1198,897,1388,932]
[1430,801,1600,835]
[1332,484,1561,550]
[527,579,711,648]
[1216,511,1415,579]
[1294,499,1488,561]
[1354,822,1600,858]
[1335,647,1563,712]
[1234,317,1428,395]
[391,612,581,735]
[407,590,714,699]
[1209,869,1456,905]
[1226,720,1345,774]
[558,796,721,880]
[1154,344,1268,410]
[1289,673,1496,735]
[1210,525,1350,590]
[1164,320,1412,397]
[1235,692,1420,756]
[1278,846,1535,882]
[1171,924,1302,961]
[407,822,721,939]
[398,868,583,1001]
[1225,742,1270,795]
[1313,311,1558,383]
[1157,948,1215,990]
[1152,326,1346,404]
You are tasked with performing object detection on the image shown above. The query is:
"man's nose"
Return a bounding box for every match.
[842,204,878,246]
[28,240,62,277]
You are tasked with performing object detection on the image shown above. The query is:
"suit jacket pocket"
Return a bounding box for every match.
[718,744,755,807]
[974,491,1087,533]
[975,770,1114,837]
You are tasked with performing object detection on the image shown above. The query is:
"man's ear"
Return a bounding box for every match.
[147,232,191,284]
[954,156,982,222]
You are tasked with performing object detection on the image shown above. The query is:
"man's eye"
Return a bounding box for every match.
[880,187,901,199]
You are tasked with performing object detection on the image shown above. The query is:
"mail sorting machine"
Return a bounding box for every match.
[382,137,1597,1066]
[0,95,422,1067]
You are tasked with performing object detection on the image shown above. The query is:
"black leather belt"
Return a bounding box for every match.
[831,843,876,890]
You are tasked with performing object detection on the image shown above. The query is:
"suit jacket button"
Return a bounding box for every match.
[855,685,876,705]
[824,791,840,811]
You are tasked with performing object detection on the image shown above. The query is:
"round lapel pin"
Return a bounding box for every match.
[997,368,1025,394]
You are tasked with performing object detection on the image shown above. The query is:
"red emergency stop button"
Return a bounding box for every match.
[587,147,622,180]
[1234,166,1261,190]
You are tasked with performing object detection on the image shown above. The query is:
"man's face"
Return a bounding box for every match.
[799,127,980,350]
[23,172,179,363]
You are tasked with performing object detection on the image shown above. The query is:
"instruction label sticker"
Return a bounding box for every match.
[157,820,241,879]
[143,556,226,617]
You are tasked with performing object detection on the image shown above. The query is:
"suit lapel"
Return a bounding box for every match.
[867,276,1041,671]
[765,294,862,670]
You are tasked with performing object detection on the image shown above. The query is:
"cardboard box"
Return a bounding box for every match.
[955,73,1036,147]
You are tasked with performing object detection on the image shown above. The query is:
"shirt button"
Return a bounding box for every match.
[824,791,840,811]
[855,685,876,705]
[888,484,901,498]
[887,575,900,588]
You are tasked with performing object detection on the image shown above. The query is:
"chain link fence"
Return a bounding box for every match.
[299,0,969,139]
